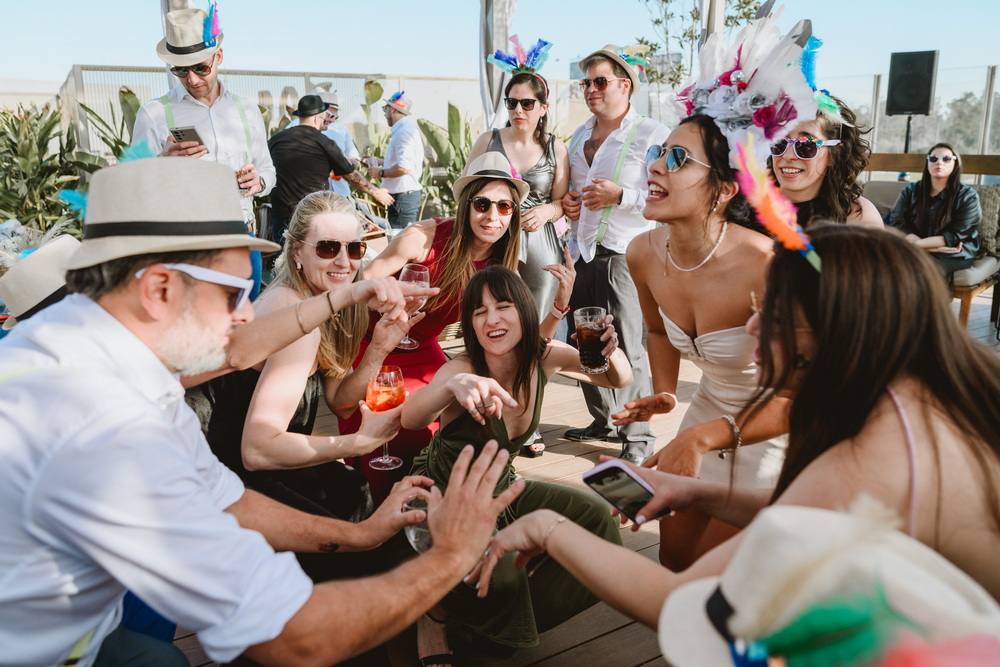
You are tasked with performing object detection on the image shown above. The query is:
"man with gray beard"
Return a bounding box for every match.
[0,157,523,667]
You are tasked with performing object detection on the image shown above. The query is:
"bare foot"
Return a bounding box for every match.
[417,607,453,666]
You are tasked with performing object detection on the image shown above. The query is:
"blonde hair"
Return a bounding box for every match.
[427,177,521,313]
[269,191,368,377]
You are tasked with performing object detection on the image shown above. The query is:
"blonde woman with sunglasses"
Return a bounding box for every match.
[890,142,981,280]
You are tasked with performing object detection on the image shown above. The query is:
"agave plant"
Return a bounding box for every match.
[417,102,474,217]
[0,105,104,234]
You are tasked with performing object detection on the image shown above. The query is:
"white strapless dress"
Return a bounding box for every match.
[661,308,786,487]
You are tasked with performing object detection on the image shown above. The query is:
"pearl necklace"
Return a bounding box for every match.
[665,221,728,273]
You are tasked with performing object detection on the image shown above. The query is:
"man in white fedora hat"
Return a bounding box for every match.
[132,5,275,298]
[0,157,522,666]
[561,44,667,464]
[365,91,425,230]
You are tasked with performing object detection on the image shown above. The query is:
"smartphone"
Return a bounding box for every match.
[169,125,205,147]
[582,460,669,522]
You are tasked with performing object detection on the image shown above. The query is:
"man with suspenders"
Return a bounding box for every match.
[562,45,669,464]
[132,7,274,299]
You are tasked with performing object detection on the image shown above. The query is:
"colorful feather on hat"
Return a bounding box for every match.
[487,36,552,74]
[58,189,88,220]
[618,45,649,74]
[203,1,220,47]
[388,91,405,104]
[734,137,821,272]
[118,139,157,165]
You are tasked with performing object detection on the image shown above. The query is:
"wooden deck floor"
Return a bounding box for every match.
[175,288,1000,666]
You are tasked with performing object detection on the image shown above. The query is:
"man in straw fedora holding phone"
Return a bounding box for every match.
[0,157,523,667]
[132,3,275,298]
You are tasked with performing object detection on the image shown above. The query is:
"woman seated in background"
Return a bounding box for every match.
[403,265,629,655]
[890,142,981,280]
[768,96,883,227]
[471,224,1000,635]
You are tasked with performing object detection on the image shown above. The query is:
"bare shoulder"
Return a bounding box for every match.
[626,229,657,264]
[849,197,885,227]
[254,284,301,316]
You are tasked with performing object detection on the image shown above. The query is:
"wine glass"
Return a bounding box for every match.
[396,263,431,350]
[367,365,406,470]
[403,496,432,553]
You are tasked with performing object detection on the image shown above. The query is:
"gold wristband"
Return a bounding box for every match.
[294,300,309,336]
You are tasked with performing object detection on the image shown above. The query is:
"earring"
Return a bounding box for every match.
[710,200,719,213]
[296,261,302,271]
[792,354,811,370]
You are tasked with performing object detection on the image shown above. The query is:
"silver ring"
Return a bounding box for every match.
[476,403,486,411]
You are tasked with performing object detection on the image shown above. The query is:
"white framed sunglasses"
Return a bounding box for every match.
[644,144,713,172]
[135,262,254,312]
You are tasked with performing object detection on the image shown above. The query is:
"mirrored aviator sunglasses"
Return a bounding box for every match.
[169,62,213,78]
[469,196,515,215]
[300,239,367,260]
[770,137,842,160]
[644,145,712,172]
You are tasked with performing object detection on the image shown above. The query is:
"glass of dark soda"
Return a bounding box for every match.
[574,306,610,374]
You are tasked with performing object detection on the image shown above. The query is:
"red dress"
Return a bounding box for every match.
[340,219,491,502]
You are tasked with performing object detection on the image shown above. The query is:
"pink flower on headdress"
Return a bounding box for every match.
[677,83,696,116]
[752,105,775,129]
[753,99,798,140]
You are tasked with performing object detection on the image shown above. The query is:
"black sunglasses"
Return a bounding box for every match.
[927,155,957,163]
[579,76,628,91]
[169,62,213,78]
[504,97,537,111]
[300,239,367,260]
[770,137,842,160]
[644,145,712,172]
[469,196,515,216]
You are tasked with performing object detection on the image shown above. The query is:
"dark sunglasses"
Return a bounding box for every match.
[644,145,712,172]
[927,154,957,163]
[504,97,537,111]
[300,239,367,260]
[469,196,515,215]
[169,62,213,78]
[579,76,628,91]
[770,136,842,160]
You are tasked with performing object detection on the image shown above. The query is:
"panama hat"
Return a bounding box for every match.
[0,235,79,330]
[66,158,278,271]
[583,44,642,92]
[385,91,413,116]
[156,8,224,67]
[452,152,530,205]
[318,91,339,108]
[292,94,330,118]
[659,498,1000,666]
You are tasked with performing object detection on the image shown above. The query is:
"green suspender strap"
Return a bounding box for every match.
[567,116,647,247]
[161,94,254,161]
[0,367,95,665]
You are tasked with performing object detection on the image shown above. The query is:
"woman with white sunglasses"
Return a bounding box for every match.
[890,142,981,279]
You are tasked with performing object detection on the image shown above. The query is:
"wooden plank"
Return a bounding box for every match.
[867,153,1000,175]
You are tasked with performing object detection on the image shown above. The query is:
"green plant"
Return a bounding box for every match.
[417,102,474,218]
[79,86,140,160]
[0,105,104,234]
[360,80,385,153]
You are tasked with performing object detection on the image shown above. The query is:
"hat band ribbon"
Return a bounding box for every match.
[473,169,515,179]
[18,285,68,321]
[706,586,736,641]
[83,220,248,239]
[167,40,213,55]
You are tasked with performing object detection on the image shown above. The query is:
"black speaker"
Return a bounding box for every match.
[886,50,938,116]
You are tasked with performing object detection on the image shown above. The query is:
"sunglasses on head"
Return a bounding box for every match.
[504,97,537,111]
[300,239,367,260]
[469,196,516,216]
[579,76,628,91]
[644,145,712,172]
[927,154,957,163]
[770,136,842,160]
[169,61,214,78]
[135,262,253,313]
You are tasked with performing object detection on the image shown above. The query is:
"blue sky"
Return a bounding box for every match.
[2,0,996,85]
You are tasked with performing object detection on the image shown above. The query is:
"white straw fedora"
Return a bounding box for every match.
[66,158,278,271]
[452,152,530,204]
[156,8,224,67]
[583,44,642,92]
[0,235,79,330]
[659,498,1000,666]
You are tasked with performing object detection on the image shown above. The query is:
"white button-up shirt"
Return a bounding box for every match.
[132,82,276,222]
[0,295,312,667]
[382,115,424,194]
[567,106,669,262]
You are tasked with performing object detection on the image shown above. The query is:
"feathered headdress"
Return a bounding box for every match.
[735,136,821,272]
[799,35,844,125]
[677,2,818,167]
[202,1,221,48]
[487,35,552,76]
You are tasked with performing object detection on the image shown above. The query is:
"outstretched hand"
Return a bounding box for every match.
[612,392,677,425]
[445,373,518,425]
[349,277,438,321]
[542,244,576,312]
[464,509,557,596]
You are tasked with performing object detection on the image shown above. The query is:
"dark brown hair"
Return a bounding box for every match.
[579,54,633,99]
[460,266,545,406]
[753,224,1000,535]
[505,72,550,147]
[677,114,752,228]
[915,142,964,236]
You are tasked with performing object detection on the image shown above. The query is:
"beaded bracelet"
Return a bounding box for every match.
[717,414,742,460]
[549,302,571,320]
[541,514,567,551]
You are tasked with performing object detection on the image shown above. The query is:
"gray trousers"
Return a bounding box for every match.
[569,249,654,455]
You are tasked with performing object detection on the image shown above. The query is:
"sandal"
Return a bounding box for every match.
[419,612,455,667]
[519,431,545,458]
